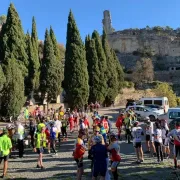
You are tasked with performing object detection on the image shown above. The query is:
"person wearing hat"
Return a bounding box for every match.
[88,126,105,172]
[0,128,12,178]
[88,126,105,151]
[108,133,121,180]
[131,121,144,163]
[145,117,156,156]
[73,130,86,180]
[91,135,108,180]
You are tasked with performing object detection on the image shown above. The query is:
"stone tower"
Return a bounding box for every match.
[102,10,114,34]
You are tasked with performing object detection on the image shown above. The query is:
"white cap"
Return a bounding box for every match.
[145,116,150,120]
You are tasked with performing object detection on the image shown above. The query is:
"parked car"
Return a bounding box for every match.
[126,105,161,121]
[169,118,180,131]
[145,104,164,114]
[158,108,180,123]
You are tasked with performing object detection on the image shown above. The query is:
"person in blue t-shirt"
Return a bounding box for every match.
[91,136,108,180]
[50,122,57,155]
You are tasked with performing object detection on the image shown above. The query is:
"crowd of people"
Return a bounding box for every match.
[0,105,180,179]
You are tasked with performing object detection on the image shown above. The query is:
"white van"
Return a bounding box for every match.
[139,97,169,113]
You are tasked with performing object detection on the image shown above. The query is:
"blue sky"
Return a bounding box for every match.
[1,0,180,45]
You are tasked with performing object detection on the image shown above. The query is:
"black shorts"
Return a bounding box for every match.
[174,145,180,157]
[146,135,150,141]
[75,158,83,168]
[93,163,107,177]
[0,155,9,162]
[134,142,142,148]
[37,148,44,154]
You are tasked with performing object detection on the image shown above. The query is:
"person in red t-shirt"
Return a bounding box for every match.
[116,113,124,140]
[108,134,121,180]
[101,116,109,133]
[45,127,51,153]
[69,114,74,133]
[73,131,86,180]
[83,115,90,141]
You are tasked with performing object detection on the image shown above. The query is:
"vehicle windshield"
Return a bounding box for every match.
[145,107,154,111]
[169,112,180,119]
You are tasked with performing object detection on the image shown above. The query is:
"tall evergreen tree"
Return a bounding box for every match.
[92,30,107,103]
[40,29,62,104]
[102,29,118,105]
[31,17,40,91]
[50,26,61,61]
[0,65,6,92]
[64,10,89,108]
[1,58,25,116]
[111,49,124,91]
[0,3,28,75]
[50,26,64,81]
[86,39,101,102]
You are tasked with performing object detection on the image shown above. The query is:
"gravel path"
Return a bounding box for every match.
[0,107,179,180]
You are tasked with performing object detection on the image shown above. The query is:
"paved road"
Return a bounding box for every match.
[0,107,179,180]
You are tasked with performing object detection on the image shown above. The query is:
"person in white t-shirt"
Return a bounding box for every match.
[145,117,156,156]
[160,119,170,159]
[54,116,62,144]
[154,122,163,163]
[131,121,144,163]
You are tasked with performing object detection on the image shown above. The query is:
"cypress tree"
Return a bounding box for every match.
[86,39,101,103]
[50,26,60,61]
[92,30,107,103]
[49,26,63,94]
[1,58,25,116]
[111,49,124,91]
[31,17,40,91]
[102,29,118,105]
[0,65,6,92]
[0,3,28,75]
[64,10,89,108]
[40,29,62,104]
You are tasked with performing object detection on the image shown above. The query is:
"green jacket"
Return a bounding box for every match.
[0,134,12,156]
[35,132,46,148]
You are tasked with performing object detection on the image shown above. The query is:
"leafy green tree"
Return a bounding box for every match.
[154,83,177,107]
[0,15,6,26]
[0,3,28,75]
[132,57,154,85]
[111,49,124,91]
[86,38,101,102]
[64,10,89,108]
[40,29,62,105]
[1,58,25,116]
[102,29,118,105]
[92,30,107,102]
